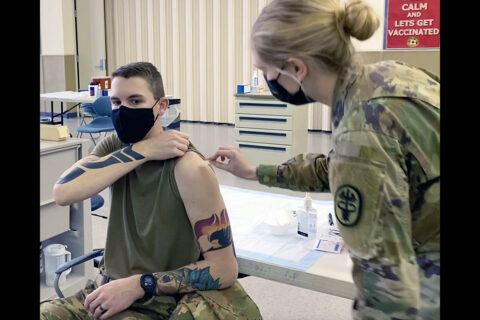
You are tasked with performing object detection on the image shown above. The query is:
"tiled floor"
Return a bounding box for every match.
[65,117,352,320]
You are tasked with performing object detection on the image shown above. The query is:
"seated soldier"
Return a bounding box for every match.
[40,61,262,320]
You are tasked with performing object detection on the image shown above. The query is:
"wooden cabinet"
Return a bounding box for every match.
[234,93,308,166]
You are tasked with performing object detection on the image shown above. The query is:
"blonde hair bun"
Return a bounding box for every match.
[343,0,379,41]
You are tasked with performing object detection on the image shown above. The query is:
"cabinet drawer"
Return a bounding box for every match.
[235,114,292,130]
[235,128,292,145]
[235,142,293,166]
[235,99,293,116]
[40,146,78,203]
[40,202,70,241]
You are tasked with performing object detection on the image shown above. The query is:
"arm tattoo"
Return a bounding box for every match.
[56,167,86,184]
[194,209,233,254]
[55,145,145,184]
[121,145,145,160]
[154,266,221,294]
[82,156,120,169]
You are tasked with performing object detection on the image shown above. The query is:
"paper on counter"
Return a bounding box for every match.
[220,185,335,263]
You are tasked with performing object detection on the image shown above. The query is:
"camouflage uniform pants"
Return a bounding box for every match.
[40,275,262,320]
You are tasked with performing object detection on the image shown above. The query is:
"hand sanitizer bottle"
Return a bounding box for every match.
[89,82,98,97]
[297,193,317,238]
[96,83,103,97]
[306,193,318,238]
[251,69,259,93]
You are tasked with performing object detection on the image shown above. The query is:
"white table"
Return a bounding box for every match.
[220,185,356,300]
[40,91,98,126]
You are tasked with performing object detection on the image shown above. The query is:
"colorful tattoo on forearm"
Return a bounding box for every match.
[154,265,221,294]
[55,145,145,184]
[194,209,233,254]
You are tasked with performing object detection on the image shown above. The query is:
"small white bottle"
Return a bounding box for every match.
[306,193,318,238]
[89,82,98,97]
[297,193,317,238]
[251,69,259,93]
[96,83,103,97]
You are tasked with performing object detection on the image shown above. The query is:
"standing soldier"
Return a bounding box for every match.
[209,0,440,318]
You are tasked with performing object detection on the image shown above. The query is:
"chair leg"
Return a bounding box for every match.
[89,133,97,146]
[79,111,86,126]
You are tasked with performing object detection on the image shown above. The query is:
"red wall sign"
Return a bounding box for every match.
[384,0,440,49]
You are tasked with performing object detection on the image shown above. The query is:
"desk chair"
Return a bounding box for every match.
[53,193,107,298]
[54,249,104,298]
[79,103,97,126]
[77,96,115,146]
[91,194,104,211]
[77,90,98,126]
[91,193,108,219]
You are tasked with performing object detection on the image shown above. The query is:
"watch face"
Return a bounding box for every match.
[142,275,156,290]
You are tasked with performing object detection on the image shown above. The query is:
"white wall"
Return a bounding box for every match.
[342,0,386,52]
[76,0,107,89]
[40,0,77,113]
[40,0,76,55]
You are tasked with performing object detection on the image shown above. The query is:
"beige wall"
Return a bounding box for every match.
[357,50,440,75]
[76,0,107,90]
[106,0,273,125]
[40,0,78,114]
[104,0,440,129]
[40,0,76,56]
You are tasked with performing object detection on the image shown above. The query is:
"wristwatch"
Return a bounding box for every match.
[140,273,157,299]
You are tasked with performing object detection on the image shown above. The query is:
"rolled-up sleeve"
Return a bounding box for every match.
[256,151,332,192]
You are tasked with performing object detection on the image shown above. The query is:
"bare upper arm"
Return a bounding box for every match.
[174,151,236,263]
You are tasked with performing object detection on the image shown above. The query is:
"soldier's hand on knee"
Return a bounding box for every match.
[84,275,144,319]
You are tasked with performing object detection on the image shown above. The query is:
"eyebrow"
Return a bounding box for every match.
[110,94,145,100]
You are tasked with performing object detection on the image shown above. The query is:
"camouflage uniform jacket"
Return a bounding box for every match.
[257,60,440,319]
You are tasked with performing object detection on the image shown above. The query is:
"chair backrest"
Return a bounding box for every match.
[93,96,112,117]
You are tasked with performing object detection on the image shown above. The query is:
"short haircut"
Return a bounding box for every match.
[111,62,165,100]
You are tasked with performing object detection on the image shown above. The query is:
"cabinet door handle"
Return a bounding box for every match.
[239,144,286,151]
[239,130,286,137]
[239,102,287,108]
[238,116,287,122]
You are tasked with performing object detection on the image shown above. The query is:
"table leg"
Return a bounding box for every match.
[60,102,64,126]
[50,101,54,124]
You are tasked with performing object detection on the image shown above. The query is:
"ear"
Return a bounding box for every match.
[287,57,308,82]
[156,97,169,117]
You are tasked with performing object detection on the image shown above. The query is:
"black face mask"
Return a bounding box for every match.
[111,99,160,143]
[264,65,314,105]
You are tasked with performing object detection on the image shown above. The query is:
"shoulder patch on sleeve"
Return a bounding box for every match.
[335,185,362,227]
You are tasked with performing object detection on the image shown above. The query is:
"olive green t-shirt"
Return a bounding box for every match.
[91,133,202,280]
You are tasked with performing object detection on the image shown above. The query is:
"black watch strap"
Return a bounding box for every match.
[140,273,157,299]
